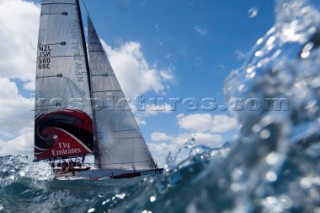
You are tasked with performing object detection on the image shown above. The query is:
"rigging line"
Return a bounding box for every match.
[91,90,122,93]
[39,41,67,46]
[34,105,92,111]
[36,74,63,79]
[91,73,114,77]
[112,129,139,132]
[89,50,105,53]
[80,0,90,16]
[76,0,92,92]
[33,109,57,112]
[34,103,61,107]
[42,3,76,6]
[41,12,69,16]
[115,137,142,140]
[37,55,85,59]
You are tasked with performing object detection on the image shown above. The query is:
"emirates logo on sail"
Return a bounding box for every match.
[34,110,94,160]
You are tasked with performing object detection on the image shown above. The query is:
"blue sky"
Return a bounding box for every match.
[0,0,275,165]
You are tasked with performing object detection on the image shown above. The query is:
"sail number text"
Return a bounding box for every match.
[38,45,52,69]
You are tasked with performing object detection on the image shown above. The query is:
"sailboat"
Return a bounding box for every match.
[34,0,163,180]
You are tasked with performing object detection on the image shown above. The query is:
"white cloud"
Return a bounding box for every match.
[101,41,174,98]
[135,118,146,126]
[160,70,175,81]
[210,115,239,132]
[0,77,34,138]
[0,0,39,90]
[0,0,38,156]
[151,132,173,141]
[135,103,173,125]
[0,126,33,156]
[130,101,174,125]
[172,132,223,146]
[143,103,173,116]
[0,77,34,156]
[178,113,212,132]
[177,113,238,133]
[194,25,207,36]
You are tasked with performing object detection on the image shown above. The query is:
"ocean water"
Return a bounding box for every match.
[2,0,320,212]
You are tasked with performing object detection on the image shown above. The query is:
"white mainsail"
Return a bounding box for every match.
[87,17,157,170]
[34,0,94,160]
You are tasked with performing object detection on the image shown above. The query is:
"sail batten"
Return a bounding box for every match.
[37,55,86,58]
[87,17,156,170]
[34,0,94,160]
[42,3,77,5]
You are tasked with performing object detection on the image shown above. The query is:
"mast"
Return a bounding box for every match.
[76,0,92,92]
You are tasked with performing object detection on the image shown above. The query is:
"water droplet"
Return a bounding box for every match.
[300,42,314,59]
[231,168,243,181]
[299,176,320,189]
[259,129,271,139]
[256,37,264,45]
[266,36,276,46]
[246,66,254,73]
[150,196,156,202]
[230,183,241,192]
[310,76,320,88]
[115,193,126,199]
[248,7,258,18]
[88,208,95,213]
[238,84,245,92]
[282,23,301,42]
[246,71,256,79]
[255,50,263,57]
[266,171,277,182]
[266,152,280,165]
[102,199,111,205]
[252,124,261,133]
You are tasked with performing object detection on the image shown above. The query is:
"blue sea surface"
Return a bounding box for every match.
[2,0,320,212]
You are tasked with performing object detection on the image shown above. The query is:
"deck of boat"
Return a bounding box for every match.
[54,168,164,180]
